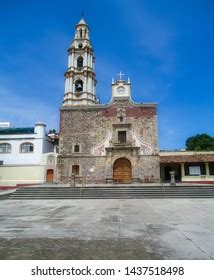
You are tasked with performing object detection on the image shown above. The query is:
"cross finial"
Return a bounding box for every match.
[81,10,85,19]
[117,71,125,80]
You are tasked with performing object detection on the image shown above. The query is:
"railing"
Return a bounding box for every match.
[69,175,86,199]
[69,175,86,188]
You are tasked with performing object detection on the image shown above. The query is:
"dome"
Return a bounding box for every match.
[79,18,87,25]
[76,18,88,26]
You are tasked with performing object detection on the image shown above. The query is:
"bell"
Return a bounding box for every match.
[76,83,82,92]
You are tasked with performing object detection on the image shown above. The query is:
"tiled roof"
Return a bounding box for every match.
[160,153,214,163]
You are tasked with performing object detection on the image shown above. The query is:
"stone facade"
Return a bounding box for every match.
[58,98,160,184]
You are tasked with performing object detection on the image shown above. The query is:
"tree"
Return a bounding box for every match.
[186,134,214,151]
[48,129,56,134]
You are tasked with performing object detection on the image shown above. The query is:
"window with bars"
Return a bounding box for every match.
[0,143,11,153]
[184,163,205,176]
[20,142,34,153]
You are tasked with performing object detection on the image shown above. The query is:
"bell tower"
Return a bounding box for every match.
[62,17,97,106]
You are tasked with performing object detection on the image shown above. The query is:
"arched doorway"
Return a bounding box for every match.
[113,158,132,183]
[46,169,54,182]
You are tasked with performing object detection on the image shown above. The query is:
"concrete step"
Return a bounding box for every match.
[10,187,214,192]
[8,185,214,199]
[10,190,214,194]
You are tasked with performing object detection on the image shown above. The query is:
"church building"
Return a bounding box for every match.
[58,18,160,184]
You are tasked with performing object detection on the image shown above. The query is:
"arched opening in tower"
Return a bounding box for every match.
[79,28,83,38]
[75,79,83,93]
[77,56,83,69]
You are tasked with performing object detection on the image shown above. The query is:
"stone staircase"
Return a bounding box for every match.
[8,185,214,199]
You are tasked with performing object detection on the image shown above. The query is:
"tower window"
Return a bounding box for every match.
[75,79,83,92]
[74,144,80,153]
[78,43,83,49]
[118,131,127,143]
[79,29,83,38]
[77,56,83,68]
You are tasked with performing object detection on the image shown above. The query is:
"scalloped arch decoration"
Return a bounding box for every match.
[132,130,154,155]
[91,131,112,156]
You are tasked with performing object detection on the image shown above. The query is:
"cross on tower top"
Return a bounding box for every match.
[81,10,85,18]
[117,71,125,80]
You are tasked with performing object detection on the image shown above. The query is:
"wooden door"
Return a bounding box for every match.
[46,169,54,182]
[113,158,132,183]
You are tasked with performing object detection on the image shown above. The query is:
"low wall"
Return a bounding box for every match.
[182,175,214,182]
[0,165,45,186]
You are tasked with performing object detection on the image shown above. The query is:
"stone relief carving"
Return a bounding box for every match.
[117,107,126,118]
[91,131,112,156]
[47,154,55,165]
[132,130,154,155]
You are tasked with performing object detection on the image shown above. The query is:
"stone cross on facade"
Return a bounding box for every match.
[117,71,125,80]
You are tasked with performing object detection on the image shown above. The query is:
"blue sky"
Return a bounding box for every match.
[0,0,214,149]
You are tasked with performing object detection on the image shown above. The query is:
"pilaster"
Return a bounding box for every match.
[205,162,210,176]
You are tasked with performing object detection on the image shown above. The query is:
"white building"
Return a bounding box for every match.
[0,122,58,186]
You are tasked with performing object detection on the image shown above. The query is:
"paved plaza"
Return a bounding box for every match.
[0,198,214,259]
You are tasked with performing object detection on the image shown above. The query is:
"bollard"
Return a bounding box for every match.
[70,174,76,187]
[73,174,76,187]
[170,171,176,186]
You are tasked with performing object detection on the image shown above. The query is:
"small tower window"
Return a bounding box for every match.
[74,144,80,153]
[78,43,83,49]
[75,79,83,92]
[77,56,83,68]
[79,29,83,38]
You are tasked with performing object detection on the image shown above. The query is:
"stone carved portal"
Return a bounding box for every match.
[113,158,132,183]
